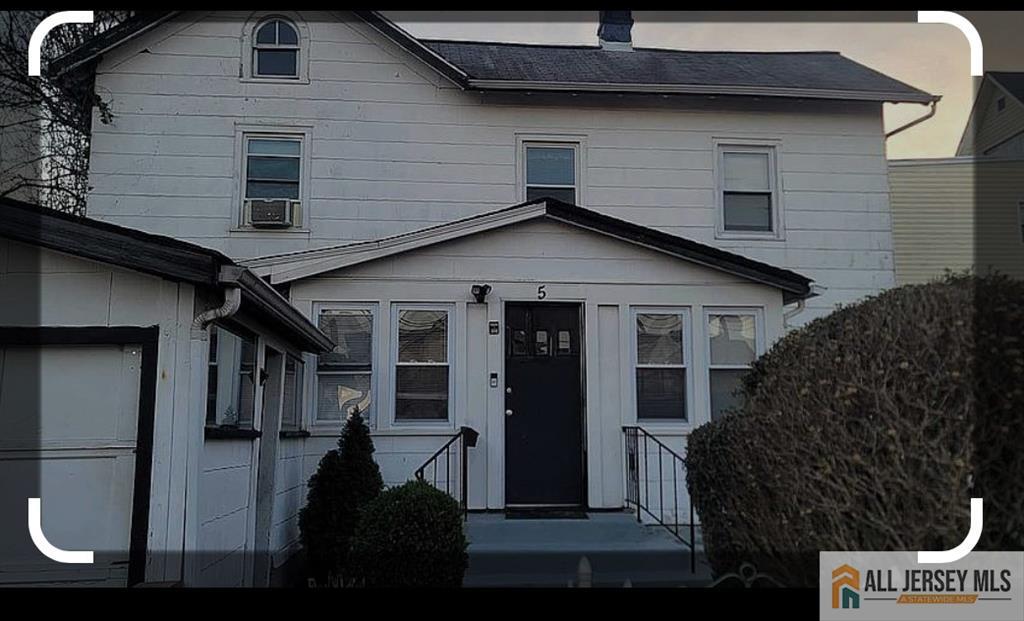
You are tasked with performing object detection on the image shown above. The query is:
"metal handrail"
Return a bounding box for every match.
[622,425,696,573]
[414,426,479,518]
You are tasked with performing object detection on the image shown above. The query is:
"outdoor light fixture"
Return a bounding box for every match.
[471,284,492,303]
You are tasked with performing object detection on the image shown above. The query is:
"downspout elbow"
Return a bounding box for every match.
[885,98,940,140]
[192,286,241,332]
[783,299,806,327]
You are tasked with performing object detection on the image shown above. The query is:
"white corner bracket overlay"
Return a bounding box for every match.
[28,498,94,564]
[28,11,95,77]
[918,11,983,77]
[917,497,983,564]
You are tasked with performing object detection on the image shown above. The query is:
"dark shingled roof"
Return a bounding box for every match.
[990,72,1024,104]
[421,39,934,103]
[51,11,935,104]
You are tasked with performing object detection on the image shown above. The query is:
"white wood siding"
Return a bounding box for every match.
[87,10,894,324]
[289,218,785,513]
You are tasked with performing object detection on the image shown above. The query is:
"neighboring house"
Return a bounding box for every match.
[889,72,1024,284]
[957,72,1024,157]
[0,196,332,586]
[32,10,935,585]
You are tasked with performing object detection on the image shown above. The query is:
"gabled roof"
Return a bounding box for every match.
[243,198,815,303]
[0,197,333,352]
[955,71,1024,156]
[49,11,935,104]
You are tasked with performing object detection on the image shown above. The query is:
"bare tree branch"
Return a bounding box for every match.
[0,11,131,215]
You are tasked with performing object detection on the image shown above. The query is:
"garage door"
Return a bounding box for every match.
[0,328,156,586]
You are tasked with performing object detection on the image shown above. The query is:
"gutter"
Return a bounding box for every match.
[219,266,334,353]
[467,79,937,104]
[885,98,941,139]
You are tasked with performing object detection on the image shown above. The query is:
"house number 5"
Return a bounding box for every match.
[537,285,547,300]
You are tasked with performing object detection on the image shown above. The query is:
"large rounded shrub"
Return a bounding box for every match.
[348,479,469,587]
[685,273,1024,587]
[299,409,383,585]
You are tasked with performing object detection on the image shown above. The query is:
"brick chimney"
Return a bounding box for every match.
[598,10,633,51]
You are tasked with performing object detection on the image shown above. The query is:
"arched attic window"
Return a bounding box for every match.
[253,18,300,79]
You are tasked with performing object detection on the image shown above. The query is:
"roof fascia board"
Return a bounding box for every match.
[542,210,810,300]
[0,199,222,286]
[259,200,812,301]
[466,79,934,103]
[265,204,548,284]
[352,11,469,88]
[49,11,181,76]
[220,266,333,352]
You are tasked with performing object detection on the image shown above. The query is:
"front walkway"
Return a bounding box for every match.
[464,510,711,587]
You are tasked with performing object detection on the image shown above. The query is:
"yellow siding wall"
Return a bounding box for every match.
[958,80,1024,156]
[888,159,1024,284]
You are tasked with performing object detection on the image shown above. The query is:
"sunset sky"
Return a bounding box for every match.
[389,12,975,160]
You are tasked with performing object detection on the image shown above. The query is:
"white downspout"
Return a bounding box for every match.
[182,286,242,585]
[192,287,241,331]
[783,299,806,328]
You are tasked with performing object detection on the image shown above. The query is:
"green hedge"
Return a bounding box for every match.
[348,480,468,587]
[685,273,1024,586]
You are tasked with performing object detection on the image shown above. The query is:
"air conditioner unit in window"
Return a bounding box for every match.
[247,199,297,228]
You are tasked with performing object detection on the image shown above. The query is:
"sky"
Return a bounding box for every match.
[389,12,974,160]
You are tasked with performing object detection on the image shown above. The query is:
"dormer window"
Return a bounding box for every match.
[253,18,300,79]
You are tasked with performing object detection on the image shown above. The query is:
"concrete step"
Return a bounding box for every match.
[464,511,711,587]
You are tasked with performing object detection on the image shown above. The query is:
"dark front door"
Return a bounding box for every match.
[504,303,584,506]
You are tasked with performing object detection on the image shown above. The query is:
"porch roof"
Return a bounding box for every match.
[0,196,333,353]
[243,198,815,303]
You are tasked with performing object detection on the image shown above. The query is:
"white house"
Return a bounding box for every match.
[23,9,937,585]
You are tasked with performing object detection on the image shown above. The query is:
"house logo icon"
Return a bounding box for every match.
[831,564,860,609]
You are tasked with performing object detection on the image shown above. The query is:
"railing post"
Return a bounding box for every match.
[690,500,696,574]
[460,432,468,518]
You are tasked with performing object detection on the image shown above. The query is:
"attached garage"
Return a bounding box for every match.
[0,197,332,586]
[0,329,157,586]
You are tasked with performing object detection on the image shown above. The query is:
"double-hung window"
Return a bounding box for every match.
[524,143,578,204]
[253,18,300,78]
[706,311,761,421]
[316,308,374,423]
[634,309,690,422]
[245,136,301,202]
[394,307,451,422]
[206,325,258,429]
[280,355,304,431]
[717,143,780,237]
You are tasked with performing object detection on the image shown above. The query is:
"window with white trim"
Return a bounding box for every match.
[717,144,780,236]
[205,325,257,429]
[316,308,374,423]
[394,307,451,422]
[253,18,300,78]
[634,310,689,421]
[281,354,304,431]
[244,136,302,202]
[707,312,760,421]
[524,143,578,204]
